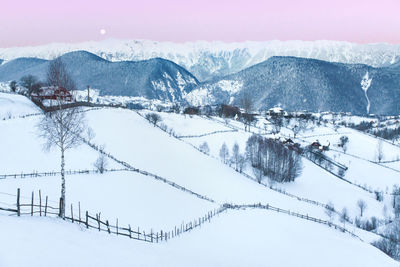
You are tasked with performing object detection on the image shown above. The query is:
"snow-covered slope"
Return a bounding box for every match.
[0,171,217,231]
[1,39,400,81]
[0,209,396,267]
[0,113,121,174]
[0,92,40,119]
[1,95,399,266]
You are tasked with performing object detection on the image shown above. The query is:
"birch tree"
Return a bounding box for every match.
[37,105,86,218]
[37,58,84,218]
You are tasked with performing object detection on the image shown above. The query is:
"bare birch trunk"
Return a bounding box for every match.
[60,147,66,218]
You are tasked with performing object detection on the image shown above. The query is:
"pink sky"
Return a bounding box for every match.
[1,0,399,47]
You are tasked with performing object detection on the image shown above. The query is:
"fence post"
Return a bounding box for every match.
[31,191,34,216]
[78,202,81,223]
[71,204,74,223]
[106,220,110,234]
[44,196,48,216]
[39,190,42,216]
[97,214,100,231]
[86,211,89,229]
[17,188,20,216]
[151,229,153,242]
[128,225,132,239]
[116,219,119,235]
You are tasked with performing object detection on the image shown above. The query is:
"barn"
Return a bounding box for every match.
[31,86,73,102]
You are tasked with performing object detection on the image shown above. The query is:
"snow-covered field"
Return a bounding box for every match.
[0,171,217,231]
[0,92,40,119]
[0,209,396,267]
[1,94,400,266]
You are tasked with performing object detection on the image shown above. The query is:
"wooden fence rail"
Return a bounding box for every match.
[176,129,238,139]
[0,188,363,245]
[0,168,129,180]
[0,188,225,244]
[80,137,215,203]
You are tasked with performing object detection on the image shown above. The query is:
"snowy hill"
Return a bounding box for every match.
[186,56,400,115]
[0,92,40,119]
[0,209,397,267]
[1,95,400,266]
[1,39,400,81]
[0,51,199,102]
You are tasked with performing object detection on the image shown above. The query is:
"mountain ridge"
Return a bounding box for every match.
[0,51,199,102]
[185,56,400,115]
[1,39,400,81]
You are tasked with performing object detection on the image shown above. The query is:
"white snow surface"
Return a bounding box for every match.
[0,92,40,119]
[0,209,396,267]
[1,96,400,266]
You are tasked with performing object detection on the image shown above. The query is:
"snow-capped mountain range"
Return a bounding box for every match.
[186,56,400,115]
[1,39,400,81]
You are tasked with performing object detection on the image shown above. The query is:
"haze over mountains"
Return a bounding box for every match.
[0,40,399,114]
[1,39,400,81]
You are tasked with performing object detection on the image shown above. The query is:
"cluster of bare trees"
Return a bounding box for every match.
[246,134,303,183]
[372,221,400,259]
[216,142,246,172]
[9,58,76,98]
[145,113,162,127]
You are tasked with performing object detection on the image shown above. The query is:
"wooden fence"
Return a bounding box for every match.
[80,137,215,203]
[177,129,238,139]
[0,188,226,243]
[0,168,129,180]
[0,188,363,243]
[135,110,350,221]
[226,203,362,240]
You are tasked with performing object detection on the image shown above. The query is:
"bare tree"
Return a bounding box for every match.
[325,201,335,221]
[340,207,349,223]
[357,199,367,217]
[20,75,40,95]
[86,127,96,142]
[145,113,162,127]
[9,80,17,92]
[199,141,210,155]
[94,152,108,174]
[240,93,253,114]
[237,154,245,173]
[37,102,86,218]
[231,142,240,171]
[376,139,384,163]
[239,93,254,132]
[219,142,229,164]
[47,58,76,91]
[270,115,283,134]
[339,136,349,153]
[291,118,307,138]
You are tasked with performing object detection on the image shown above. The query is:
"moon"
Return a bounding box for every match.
[100,29,106,35]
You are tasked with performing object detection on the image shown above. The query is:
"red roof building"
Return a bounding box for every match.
[32,86,73,102]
